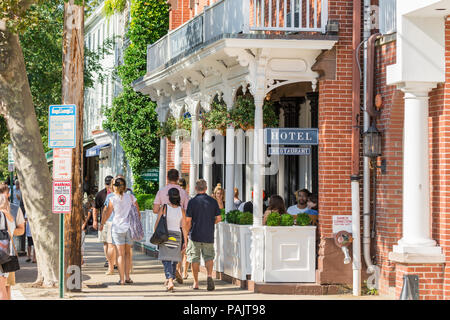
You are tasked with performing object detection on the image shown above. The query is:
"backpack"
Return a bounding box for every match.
[129,204,144,241]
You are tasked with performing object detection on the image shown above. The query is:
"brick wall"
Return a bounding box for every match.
[374,39,404,295]
[395,264,445,300]
[428,18,450,300]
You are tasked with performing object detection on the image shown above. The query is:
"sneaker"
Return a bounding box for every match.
[207,277,215,291]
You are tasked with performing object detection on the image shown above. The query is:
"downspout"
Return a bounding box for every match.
[363,29,381,290]
[351,0,362,297]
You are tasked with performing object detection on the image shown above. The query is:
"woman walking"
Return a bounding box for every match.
[101,177,138,285]
[0,183,25,300]
[156,188,188,292]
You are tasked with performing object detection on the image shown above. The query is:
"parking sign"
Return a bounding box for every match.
[48,105,76,148]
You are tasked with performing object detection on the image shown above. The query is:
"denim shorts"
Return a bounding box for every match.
[111,229,133,246]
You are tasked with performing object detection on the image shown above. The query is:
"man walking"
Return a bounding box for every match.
[185,179,221,291]
[93,175,114,268]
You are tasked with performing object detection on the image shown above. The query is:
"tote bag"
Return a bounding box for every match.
[150,204,169,245]
[129,204,144,241]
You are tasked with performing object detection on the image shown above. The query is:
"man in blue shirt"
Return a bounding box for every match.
[185,179,221,291]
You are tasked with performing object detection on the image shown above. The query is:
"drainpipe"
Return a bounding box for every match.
[363,28,381,290]
[351,0,362,297]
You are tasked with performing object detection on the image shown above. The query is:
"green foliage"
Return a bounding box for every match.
[220,208,226,222]
[225,210,241,224]
[238,211,253,225]
[202,100,230,132]
[103,0,126,18]
[266,212,281,226]
[296,213,312,226]
[230,95,279,130]
[157,115,191,139]
[135,193,155,210]
[280,213,294,226]
[103,0,169,194]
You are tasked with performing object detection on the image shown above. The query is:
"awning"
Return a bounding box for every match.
[85,143,111,157]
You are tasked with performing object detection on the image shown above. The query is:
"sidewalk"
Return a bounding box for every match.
[12,234,393,300]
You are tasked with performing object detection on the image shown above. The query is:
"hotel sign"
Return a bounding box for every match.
[264,128,318,145]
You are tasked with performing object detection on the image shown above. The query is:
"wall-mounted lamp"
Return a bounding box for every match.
[363,123,386,174]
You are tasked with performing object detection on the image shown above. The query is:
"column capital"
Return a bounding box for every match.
[397,81,438,97]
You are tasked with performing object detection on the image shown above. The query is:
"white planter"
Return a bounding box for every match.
[222,223,252,280]
[213,222,224,272]
[263,226,316,283]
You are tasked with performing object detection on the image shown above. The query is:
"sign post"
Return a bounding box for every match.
[49,105,76,299]
[7,144,14,202]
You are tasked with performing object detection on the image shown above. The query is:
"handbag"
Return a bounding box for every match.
[129,204,144,241]
[0,212,9,241]
[150,204,169,245]
[0,215,20,273]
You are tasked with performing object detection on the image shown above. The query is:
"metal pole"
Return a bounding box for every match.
[59,213,64,299]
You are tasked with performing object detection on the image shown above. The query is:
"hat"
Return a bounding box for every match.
[105,175,113,185]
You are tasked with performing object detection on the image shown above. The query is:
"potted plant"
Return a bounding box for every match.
[230,96,279,130]
[296,213,312,226]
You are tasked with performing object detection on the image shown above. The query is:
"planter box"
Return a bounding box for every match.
[138,210,158,250]
[222,223,252,281]
[213,222,224,272]
[263,226,316,283]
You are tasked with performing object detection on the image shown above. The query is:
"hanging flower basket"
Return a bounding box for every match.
[230,96,279,130]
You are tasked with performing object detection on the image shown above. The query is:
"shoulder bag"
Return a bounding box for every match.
[0,213,20,273]
[150,204,169,245]
[0,212,11,265]
[129,202,144,241]
[0,211,9,241]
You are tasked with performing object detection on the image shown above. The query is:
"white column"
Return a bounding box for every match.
[225,98,236,212]
[252,97,264,226]
[203,129,213,195]
[189,114,200,197]
[277,108,285,197]
[391,83,443,259]
[159,137,167,188]
[174,135,182,173]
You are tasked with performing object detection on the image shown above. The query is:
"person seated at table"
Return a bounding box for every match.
[287,189,311,215]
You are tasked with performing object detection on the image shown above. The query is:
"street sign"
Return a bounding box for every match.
[268,147,311,155]
[53,148,72,181]
[8,144,14,172]
[52,181,72,214]
[48,105,76,149]
[264,128,319,145]
[141,168,159,181]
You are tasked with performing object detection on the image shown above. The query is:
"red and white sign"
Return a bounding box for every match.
[52,181,71,214]
[53,148,72,181]
[332,215,352,234]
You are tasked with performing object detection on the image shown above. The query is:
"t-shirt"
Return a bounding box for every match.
[154,184,189,211]
[287,205,308,215]
[186,193,220,243]
[233,199,242,210]
[94,188,110,221]
[305,209,318,215]
[110,193,136,233]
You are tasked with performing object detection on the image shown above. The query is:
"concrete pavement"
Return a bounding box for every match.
[11,234,394,300]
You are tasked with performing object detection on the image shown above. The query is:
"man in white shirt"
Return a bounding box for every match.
[287,189,311,215]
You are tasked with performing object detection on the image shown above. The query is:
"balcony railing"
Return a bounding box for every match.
[147,0,328,73]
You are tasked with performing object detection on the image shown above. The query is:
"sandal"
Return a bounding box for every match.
[189,285,199,290]
[166,285,174,292]
[125,279,133,284]
[105,270,114,275]
[117,280,125,285]
[183,273,188,280]
[175,271,183,284]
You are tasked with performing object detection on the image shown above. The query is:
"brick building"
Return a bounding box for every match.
[134,0,450,299]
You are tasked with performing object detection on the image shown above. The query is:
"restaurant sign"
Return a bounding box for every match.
[264,128,318,145]
[268,147,311,156]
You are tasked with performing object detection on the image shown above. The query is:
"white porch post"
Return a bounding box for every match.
[391,83,443,259]
[159,137,167,188]
[224,92,236,213]
[203,129,213,195]
[189,113,200,197]
[174,136,182,173]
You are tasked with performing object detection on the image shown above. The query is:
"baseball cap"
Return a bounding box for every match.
[105,175,113,185]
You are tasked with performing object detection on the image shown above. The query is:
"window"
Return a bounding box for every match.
[379,0,396,34]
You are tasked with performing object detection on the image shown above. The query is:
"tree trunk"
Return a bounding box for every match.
[62,1,84,292]
[0,22,59,287]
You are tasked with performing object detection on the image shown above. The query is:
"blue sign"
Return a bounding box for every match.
[269,147,311,155]
[264,128,318,145]
[48,105,76,149]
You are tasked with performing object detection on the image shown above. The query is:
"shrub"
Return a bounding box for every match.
[220,208,226,222]
[238,212,253,225]
[296,213,312,226]
[266,212,281,226]
[144,195,155,210]
[280,214,294,226]
[226,210,242,224]
[135,194,154,211]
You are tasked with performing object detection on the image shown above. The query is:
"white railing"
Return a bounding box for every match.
[147,0,328,73]
[250,0,327,33]
[138,210,158,250]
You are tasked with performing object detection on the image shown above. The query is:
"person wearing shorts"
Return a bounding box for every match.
[93,176,113,268]
[185,179,221,291]
[101,177,138,285]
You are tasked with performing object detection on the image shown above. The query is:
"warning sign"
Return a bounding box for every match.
[53,148,72,181]
[52,181,71,213]
[332,215,352,234]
